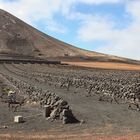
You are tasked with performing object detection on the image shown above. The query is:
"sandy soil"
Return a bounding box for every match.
[63,61,140,71]
[1,132,140,140]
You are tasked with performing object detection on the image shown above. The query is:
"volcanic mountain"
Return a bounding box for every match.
[0,9,139,65]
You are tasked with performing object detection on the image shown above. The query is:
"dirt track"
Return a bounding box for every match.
[1,132,140,140]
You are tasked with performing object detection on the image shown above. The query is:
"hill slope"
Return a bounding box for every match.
[0,9,139,65]
[0,9,104,57]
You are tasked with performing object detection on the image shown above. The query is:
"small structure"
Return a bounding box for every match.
[44,105,51,118]
[14,116,24,123]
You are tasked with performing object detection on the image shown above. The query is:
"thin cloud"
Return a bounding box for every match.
[0,0,67,33]
[76,1,140,60]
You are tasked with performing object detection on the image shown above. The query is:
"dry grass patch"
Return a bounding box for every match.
[64,61,140,71]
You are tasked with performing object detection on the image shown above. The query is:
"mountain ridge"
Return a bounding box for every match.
[0,9,140,65]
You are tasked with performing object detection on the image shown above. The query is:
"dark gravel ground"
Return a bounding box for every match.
[0,63,140,135]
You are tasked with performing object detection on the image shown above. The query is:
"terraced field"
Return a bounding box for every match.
[0,63,140,139]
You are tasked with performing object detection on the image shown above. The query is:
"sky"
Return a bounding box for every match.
[0,0,140,60]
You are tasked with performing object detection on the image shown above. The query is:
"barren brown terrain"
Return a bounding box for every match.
[63,61,140,71]
[0,8,140,66]
[0,9,105,58]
